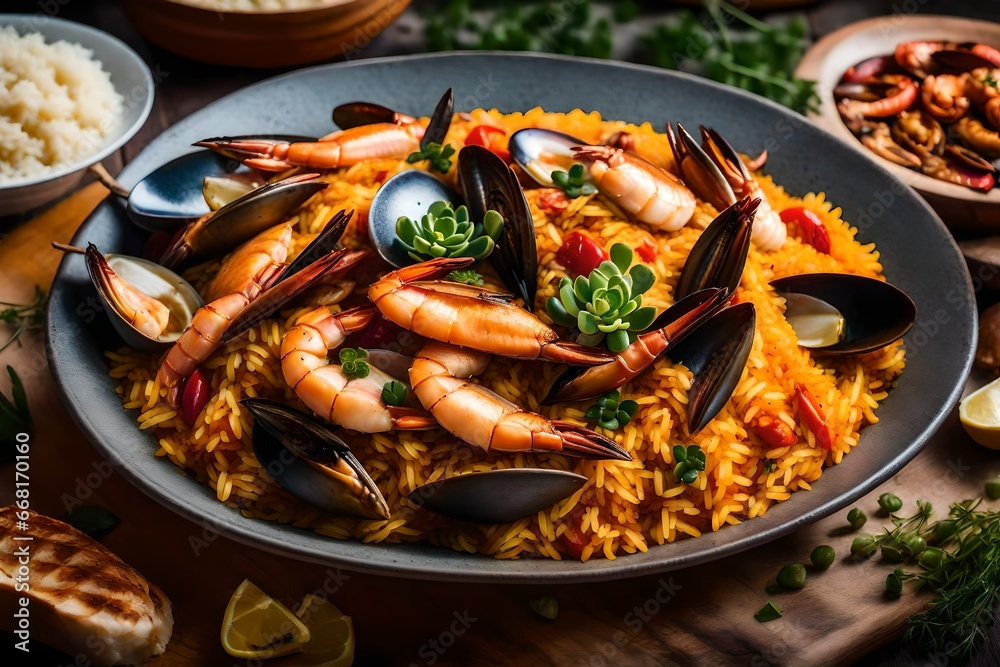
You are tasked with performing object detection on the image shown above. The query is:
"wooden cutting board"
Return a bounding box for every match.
[0,183,996,667]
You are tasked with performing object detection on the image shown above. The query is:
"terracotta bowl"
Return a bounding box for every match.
[120,0,410,69]
[795,15,1000,231]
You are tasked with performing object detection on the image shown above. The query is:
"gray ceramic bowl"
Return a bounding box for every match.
[0,15,153,216]
[47,53,975,583]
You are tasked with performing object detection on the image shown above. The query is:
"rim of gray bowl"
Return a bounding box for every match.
[0,15,154,191]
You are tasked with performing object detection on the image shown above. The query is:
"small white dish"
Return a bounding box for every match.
[0,15,154,217]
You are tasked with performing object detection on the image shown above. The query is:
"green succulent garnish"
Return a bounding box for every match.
[545,243,657,352]
[339,347,370,379]
[673,444,706,485]
[396,200,504,263]
[585,390,639,431]
[406,142,456,173]
[381,380,407,406]
[551,164,596,198]
[447,269,485,286]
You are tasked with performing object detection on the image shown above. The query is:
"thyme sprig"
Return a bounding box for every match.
[0,287,47,354]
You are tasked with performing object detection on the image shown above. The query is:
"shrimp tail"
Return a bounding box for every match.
[551,420,630,461]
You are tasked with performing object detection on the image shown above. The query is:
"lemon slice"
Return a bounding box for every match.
[221,579,311,659]
[289,594,355,667]
[203,175,258,211]
[960,377,1000,449]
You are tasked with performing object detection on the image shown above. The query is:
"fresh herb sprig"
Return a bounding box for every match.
[0,287,46,354]
[339,348,370,379]
[424,0,613,59]
[0,366,30,460]
[585,389,638,431]
[900,500,1000,660]
[552,164,596,199]
[673,444,706,485]
[849,500,933,561]
[407,142,456,173]
[640,1,820,114]
[381,381,408,406]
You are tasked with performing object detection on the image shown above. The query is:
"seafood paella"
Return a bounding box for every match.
[836,39,1000,192]
[83,90,915,561]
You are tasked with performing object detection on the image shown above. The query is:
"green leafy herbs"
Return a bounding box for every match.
[339,348,370,379]
[447,269,485,286]
[754,601,781,623]
[545,243,657,352]
[0,366,30,460]
[551,164,596,199]
[639,2,820,114]
[529,594,559,620]
[424,0,613,59]
[381,381,408,407]
[406,142,456,173]
[0,287,47,354]
[672,444,706,485]
[762,458,777,474]
[983,72,999,91]
[63,505,120,540]
[857,499,1000,660]
[396,201,504,263]
[584,390,638,431]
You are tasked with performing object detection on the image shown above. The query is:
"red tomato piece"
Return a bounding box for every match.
[752,414,797,447]
[560,522,588,560]
[779,207,831,254]
[464,125,511,162]
[556,231,608,277]
[182,368,210,426]
[795,382,833,450]
[636,238,657,263]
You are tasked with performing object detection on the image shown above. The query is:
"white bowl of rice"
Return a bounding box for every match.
[0,16,153,217]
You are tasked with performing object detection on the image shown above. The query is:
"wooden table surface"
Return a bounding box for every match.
[2,1,1000,666]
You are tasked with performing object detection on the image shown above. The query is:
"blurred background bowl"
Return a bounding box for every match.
[795,15,1000,231]
[0,15,153,217]
[120,0,411,68]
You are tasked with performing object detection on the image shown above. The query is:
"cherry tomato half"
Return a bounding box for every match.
[464,125,511,163]
[556,231,608,277]
[779,207,831,255]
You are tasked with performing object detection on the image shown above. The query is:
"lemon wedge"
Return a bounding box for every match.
[289,594,355,667]
[221,579,311,659]
[960,377,1000,449]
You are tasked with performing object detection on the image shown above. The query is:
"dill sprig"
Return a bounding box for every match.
[0,287,47,354]
[903,500,1000,660]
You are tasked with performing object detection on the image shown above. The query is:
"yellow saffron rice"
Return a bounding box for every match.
[108,109,905,561]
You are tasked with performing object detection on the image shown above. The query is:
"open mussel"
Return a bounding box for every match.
[772,274,916,356]
[55,243,203,352]
[667,302,756,435]
[158,173,328,269]
[508,128,586,186]
[407,468,587,524]
[367,144,537,307]
[243,399,390,520]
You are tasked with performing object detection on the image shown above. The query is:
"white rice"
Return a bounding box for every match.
[0,26,123,184]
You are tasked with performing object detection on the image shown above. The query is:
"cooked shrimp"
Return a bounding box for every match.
[85,244,171,339]
[921,74,970,123]
[838,75,918,118]
[197,122,425,172]
[281,305,436,432]
[572,145,696,231]
[409,341,629,460]
[954,116,1000,159]
[367,257,612,366]
[203,223,291,302]
[987,97,1000,131]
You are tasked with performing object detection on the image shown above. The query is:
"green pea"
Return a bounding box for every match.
[985,478,1000,500]
[932,519,959,545]
[878,493,903,513]
[900,534,927,558]
[918,546,943,570]
[851,534,876,557]
[776,563,807,589]
[885,571,903,598]
[810,545,835,570]
[847,508,867,531]
[880,542,905,563]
